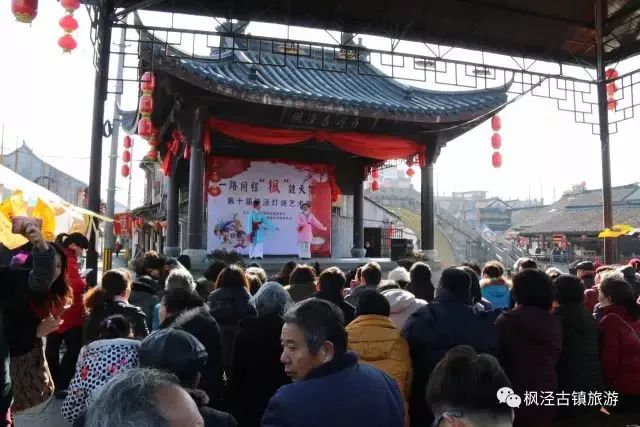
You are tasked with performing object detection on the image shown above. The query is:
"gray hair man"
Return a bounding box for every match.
[165,267,196,293]
[85,368,204,427]
[251,281,293,318]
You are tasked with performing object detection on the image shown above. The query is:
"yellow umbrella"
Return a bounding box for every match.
[598,224,636,239]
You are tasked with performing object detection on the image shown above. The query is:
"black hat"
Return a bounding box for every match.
[576,261,595,272]
[301,201,311,208]
[355,289,391,317]
[139,329,208,383]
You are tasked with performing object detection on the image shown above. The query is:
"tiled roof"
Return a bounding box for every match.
[144,37,508,123]
[509,184,640,235]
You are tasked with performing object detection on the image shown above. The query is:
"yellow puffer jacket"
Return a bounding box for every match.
[346,315,413,403]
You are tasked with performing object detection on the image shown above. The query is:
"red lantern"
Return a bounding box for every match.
[122,150,131,163]
[606,83,618,96]
[121,164,130,177]
[405,159,414,167]
[492,151,502,168]
[605,68,619,80]
[371,169,380,179]
[58,34,77,52]
[208,185,222,197]
[138,95,153,116]
[406,167,415,177]
[371,180,380,192]
[136,217,145,228]
[12,0,38,23]
[491,133,502,149]
[59,14,78,32]
[491,115,501,132]
[141,72,156,94]
[137,118,153,139]
[332,193,342,203]
[147,150,158,160]
[608,99,617,111]
[123,135,132,149]
[60,0,80,12]
[210,173,221,183]
[148,136,158,148]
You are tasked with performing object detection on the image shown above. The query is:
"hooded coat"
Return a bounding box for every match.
[401,288,500,427]
[480,278,511,309]
[382,290,427,330]
[160,305,225,406]
[598,304,640,395]
[346,315,412,403]
[496,305,562,427]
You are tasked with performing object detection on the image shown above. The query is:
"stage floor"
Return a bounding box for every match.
[244,257,397,274]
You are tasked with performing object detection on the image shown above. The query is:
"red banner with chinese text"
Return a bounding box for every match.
[113,213,132,237]
[206,156,332,257]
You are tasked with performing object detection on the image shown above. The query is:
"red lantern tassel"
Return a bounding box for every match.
[184,143,191,160]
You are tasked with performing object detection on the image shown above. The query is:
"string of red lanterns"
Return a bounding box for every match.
[605,68,619,111]
[491,114,502,168]
[370,168,380,192]
[11,0,38,23]
[121,135,133,177]
[58,0,80,53]
[137,72,158,159]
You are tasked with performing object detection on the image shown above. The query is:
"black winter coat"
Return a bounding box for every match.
[553,303,604,418]
[207,287,256,374]
[83,299,148,344]
[161,305,225,407]
[315,291,356,324]
[129,275,161,331]
[402,288,500,427]
[554,303,604,392]
[496,305,562,427]
[228,315,290,427]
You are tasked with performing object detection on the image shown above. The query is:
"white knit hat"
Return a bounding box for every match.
[388,266,410,283]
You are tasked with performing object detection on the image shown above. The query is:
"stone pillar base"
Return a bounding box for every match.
[164,246,182,258]
[182,249,209,270]
[351,248,367,258]
[419,249,439,261]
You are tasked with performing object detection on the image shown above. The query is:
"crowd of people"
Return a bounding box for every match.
[1,224,640,426]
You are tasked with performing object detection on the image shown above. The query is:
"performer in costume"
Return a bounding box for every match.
[247,199,273,259]
[296,202,327,260]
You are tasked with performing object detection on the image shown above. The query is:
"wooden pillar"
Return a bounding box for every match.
[421,164,435,251]
[186,104,206,251]
[164,172,180,257]
[352,176,365,257]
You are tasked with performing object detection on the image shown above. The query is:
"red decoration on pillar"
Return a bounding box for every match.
[208,185,222,197]
[12,0,38,23]
[371,180,380,192]
[137,118,153,139]
[123,135,132,149]
[406,167,415,177]
[141,72,156,94]
[492,151,502,168]
[121,164,130,177]
[122,150,131,163]
[491,133,502,149]
[491,115,501,132]
[138,95,153,116]
[371,169,380,179]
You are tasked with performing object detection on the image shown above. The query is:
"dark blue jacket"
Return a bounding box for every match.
[261,351,404,427]
[401,288,501,427]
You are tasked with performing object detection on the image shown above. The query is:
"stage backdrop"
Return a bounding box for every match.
[206,156,332,256]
